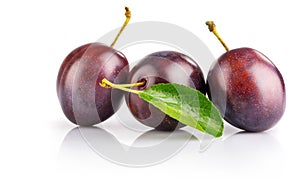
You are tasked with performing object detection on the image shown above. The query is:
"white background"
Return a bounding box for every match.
[0,0,299,185]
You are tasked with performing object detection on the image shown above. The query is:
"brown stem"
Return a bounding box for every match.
[206,21,229,52]
[110,7,131,48]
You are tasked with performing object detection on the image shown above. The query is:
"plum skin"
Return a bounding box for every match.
[207,47,286,132]
[57,43,129,125]
[126,51,206,131]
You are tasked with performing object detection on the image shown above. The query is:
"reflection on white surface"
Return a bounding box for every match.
[59,119,283,174]
[197,131,284,178]
[59,125,204,167]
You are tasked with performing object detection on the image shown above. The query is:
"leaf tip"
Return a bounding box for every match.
[214,122,224,138]
[215,131,223,138]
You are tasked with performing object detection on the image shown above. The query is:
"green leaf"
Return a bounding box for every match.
[138,83,224,137]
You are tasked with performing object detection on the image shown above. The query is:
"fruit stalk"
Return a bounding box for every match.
[206,21,229,51]
[116,81,145,88]
[100,78,142,94]
[110,6,131,48]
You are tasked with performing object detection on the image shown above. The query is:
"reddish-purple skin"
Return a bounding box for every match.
[57,43,129,125]
[207,48,286,132]
[126,51,206,131]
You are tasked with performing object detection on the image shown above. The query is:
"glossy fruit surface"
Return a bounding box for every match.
[126,51,206,131]
[57,43,129,125]
[207,47,285,132]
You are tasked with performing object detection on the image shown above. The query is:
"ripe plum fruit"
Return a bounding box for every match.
[57,7,131,125]
[206,21,286,132]
[126,51,206,131]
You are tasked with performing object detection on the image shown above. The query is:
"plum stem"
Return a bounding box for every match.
[117,81,146,88]
[110,6,131,48]
[100,78,142,95]
[206,21,229,52]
